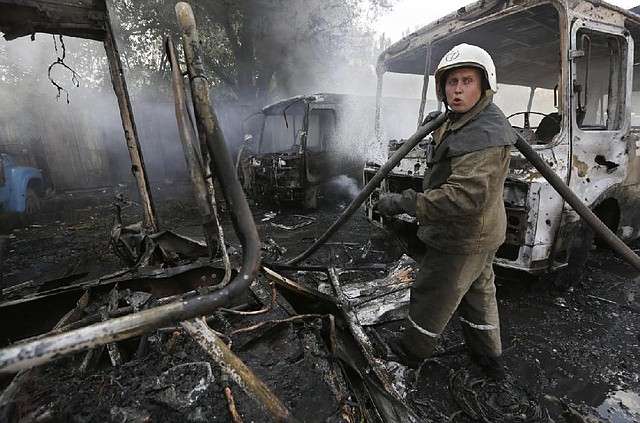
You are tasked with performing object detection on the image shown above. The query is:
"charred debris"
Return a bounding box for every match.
[0,2,433,422]
[1,1,640,423]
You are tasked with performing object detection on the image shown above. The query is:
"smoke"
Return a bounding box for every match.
[329,95,377,163]
[0,1,399,195]
[325,174,361,201]
[324,88,427,170]
[0,33,192,193]
[252,0,385,99]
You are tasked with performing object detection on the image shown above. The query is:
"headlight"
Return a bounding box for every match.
[278,158,287,167]
[250,158,261,166]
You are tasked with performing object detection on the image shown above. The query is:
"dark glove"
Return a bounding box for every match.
[376,193,403,218]
[376,190,417,218]
[421,110,442,126]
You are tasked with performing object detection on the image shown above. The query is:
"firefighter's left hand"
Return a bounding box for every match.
[376,193,403,218]
[375,190,417,218]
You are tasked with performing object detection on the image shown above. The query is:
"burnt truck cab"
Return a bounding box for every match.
[365,0,640,275]
[245,93,360,209]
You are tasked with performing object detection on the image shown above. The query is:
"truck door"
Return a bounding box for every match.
[568,20,631,207]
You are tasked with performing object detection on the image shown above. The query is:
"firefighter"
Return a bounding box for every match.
[376,43,516,379]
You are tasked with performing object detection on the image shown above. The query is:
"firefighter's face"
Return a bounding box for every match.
[444,67,483,113]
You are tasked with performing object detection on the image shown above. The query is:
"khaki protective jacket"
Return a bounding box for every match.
[414,97,516,254]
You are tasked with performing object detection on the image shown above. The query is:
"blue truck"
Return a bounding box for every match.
[0,153,43,219]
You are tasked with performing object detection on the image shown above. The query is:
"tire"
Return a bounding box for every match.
[25,188,41,215]
[594,203,619,249]
[552,222,595,289]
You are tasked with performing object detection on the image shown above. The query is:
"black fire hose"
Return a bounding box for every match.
[284,112,448,265]
[513,133,640,273]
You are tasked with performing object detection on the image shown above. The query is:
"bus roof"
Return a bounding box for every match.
[378,0,640,89]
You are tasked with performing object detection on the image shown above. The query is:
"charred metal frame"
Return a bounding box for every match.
[166,36,226,264]
[103,21,158,232]
[514,133,640,272]
[0,2,261,376]
[249,94,341,208]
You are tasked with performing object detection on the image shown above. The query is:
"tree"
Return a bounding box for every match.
[109,0,397,106]
[0,0,396,105]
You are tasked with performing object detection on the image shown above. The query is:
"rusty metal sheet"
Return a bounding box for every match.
[340,254,418,326]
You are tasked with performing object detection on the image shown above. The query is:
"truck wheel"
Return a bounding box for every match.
[305,185,319,209]
[552,222,595,289]
[594,205,619,249]
[25,188,41,215]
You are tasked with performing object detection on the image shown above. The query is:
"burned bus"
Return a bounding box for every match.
[242,93,419,209]
[242,94,342,209]
[365,0,640,275]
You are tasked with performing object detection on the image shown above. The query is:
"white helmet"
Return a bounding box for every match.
[434,43,497,102]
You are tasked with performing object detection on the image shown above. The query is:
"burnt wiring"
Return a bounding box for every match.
[449,369,549,422]
[48,34,80,103]
[230,313,328,337]
[221,373,244,423]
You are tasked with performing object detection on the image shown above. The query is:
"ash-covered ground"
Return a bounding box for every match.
[0,183,639,422]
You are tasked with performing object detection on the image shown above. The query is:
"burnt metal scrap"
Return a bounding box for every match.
[0,266,244,372]
[270,214,316,230]
[341,254,416,326]
[0,259,223,342]
[166,34,227,267]
[0,0,260,377]
[450,370,549,421]
[174,3,258,287]
[263,261,421,420]
[262,237,287,261]
[269,258,553,422]
[327,267,418,421]
[0,200,568,422]
[110,200,211,268]
[182,318,298,423]
[1,266,362,422]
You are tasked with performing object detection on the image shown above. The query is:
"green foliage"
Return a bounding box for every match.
[110,0,396,105]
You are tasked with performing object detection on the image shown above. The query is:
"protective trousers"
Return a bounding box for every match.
[402,245,502,358]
